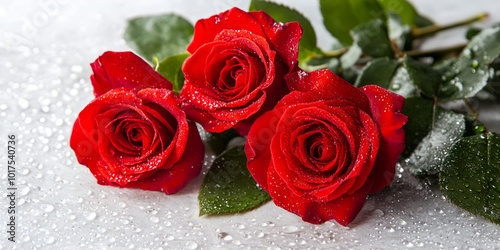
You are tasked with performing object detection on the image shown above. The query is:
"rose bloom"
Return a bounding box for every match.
[70,52,204,194]
[245,70,407,225]
[180,7,302,135]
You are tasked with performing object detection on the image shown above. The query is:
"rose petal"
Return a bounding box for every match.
[267,164,371,225]
[283,70,370,114]
[70,117,111,186]
[188,7,301,69]
[120,122,204,193]
[360,85,407,194]
[245,106,286,192]
[249,10,301,67]
[90,51,172,97]
[315,177,374,226]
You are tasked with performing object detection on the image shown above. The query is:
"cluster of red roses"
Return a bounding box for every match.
[71,8,407,226]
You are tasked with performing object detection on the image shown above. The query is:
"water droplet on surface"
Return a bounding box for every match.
[19,186,30,196]
[19,168,30,175]
[257,231,265,238]
[84,211,97,221]
[185,241,198,249]
[372,209,385,217]
[18,97,30,109]
[150,216,159,223]
[45,236,55,244]
[282,225,300,233]
[218,232,233,241]
[42,204,54,213]
[399,219,408,226]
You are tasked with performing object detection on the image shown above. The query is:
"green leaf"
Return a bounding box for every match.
[432,58,456,75]
[156,53,190,93]
[389,66,416,98]
[249,0,320,60]
[464,115,487,137]
[341,66,362,85]
[320,0,385,46]
[402,97,466,176]
[340,44,363,70]
[466,27,482,40]
[402,96,434,157]
[439,132,500,224]
[438,26,500,100]
[488,59,500,96]
[124,14,194,63]
[204,129,241,156]
[355,57,415,97]
[387,12,411,51]
[403,56,442,98]
[377,0,418,27]
[199,146,271,215]
[299,57,340,73]
[351,19,394,58]
[414,14,434,28]
[355,57,400,88]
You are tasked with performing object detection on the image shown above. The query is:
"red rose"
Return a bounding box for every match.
[245,70,407,225]
[70,88,204,194]
[180,7,302,135]
[90,51,172,97]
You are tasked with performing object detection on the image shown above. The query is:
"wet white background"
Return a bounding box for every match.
[1,0,500,249]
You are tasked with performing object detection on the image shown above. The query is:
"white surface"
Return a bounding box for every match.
[1,0,500,249]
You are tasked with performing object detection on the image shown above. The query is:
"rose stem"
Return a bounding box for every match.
[412,12,489,39]
[464,98,489,134]
[404,43,467,58]
[313,47,350,59]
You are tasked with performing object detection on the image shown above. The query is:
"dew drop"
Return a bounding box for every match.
[391,83,401,90]
[471,60,479,68]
